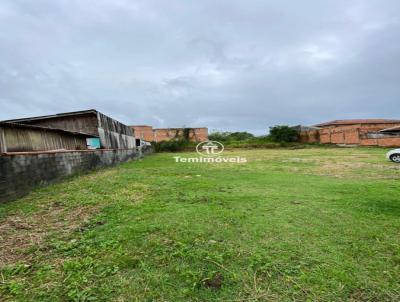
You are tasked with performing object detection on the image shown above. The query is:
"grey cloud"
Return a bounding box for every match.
[1,0,400,134]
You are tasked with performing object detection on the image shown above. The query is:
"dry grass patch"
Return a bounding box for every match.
[0,202,102,267]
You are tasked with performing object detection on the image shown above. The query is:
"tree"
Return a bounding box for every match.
[269,125,299,142]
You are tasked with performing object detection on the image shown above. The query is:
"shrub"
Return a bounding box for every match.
[153,139,190,152]
[269,125,299,143]
[152,127,198,152]
[208,131,254,142]
[208,132,230,142]
[228,132,255,141]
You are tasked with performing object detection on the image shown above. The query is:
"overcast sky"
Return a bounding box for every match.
[1,0,400,134]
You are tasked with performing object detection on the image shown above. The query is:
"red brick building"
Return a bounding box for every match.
[131,126,154,142]
[131,126,208,143]
[299,119,400,147]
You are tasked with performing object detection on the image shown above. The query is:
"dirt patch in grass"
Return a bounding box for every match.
[0,179,150,268]
[203,273,224,289]
[0,203,102,267]
[314,160,400,179]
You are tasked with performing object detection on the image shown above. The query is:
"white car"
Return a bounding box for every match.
[387,149,400,163]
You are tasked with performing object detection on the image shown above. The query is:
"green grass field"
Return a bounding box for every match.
[1,147,400,301]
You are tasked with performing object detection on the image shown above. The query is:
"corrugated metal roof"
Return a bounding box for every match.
[0,109,98,123]
[0,122,98,137]
[314,119,400,127]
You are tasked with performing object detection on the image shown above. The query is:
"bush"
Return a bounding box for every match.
[152,127,197,152]
[207,132,229,142]
[269,125,299,143]
[208,131,254,142]
[228,132,255,141]
[153,139,193,152]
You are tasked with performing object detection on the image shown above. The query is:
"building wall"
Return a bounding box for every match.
[131,126,208,142]
[0,146,153,203]
[153,128,208,142]
[360,133,400,147]
[319,129,331,144]
[343,128,360,144]
[377,137,400,147]
[191,128,208,142]
[97,112,136,149]
[359,137,400,147]
[299,130,319,143]
[316,123,400,146]
[131,126,154,141]
[0,124,89,152]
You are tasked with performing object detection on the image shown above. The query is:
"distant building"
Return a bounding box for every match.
[298,119,400,147]
[131,125,208,143]
[1,109,136,152]
[292,125,321,143]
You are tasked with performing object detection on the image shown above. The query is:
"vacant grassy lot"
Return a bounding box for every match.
[1,147,400,301]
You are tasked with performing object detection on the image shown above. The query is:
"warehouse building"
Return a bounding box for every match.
[0,122,97,153]
[2,109,136,151]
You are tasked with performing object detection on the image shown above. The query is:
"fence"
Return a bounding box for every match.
[0,146,153,203]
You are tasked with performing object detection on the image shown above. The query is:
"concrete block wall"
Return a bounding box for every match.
[0,146,153,203]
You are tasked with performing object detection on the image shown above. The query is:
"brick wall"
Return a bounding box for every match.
[330,129,345,144]
[0,146,153,203]
[131,126,154,141]
[376,137,400,147]
[299,130,319,143]
[313,123,400,146]
[359,137,400,147]
[190,128,208,142]
[153,128,208,142]
[131,126,208,142]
